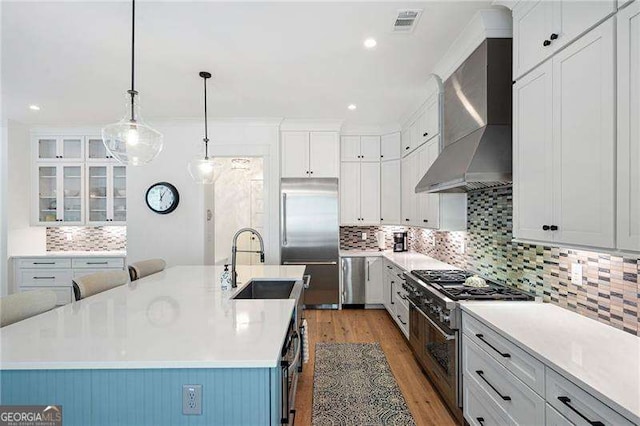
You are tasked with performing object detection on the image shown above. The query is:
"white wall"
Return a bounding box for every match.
[0,121,7,296]
[7,120,46,259]
[127,119,280,267]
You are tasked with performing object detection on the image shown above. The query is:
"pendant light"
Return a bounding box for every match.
[187,71,219,184]
[101,0,163,166]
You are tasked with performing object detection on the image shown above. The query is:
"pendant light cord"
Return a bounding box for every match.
[203,75,209,159]
[129,0,136,122]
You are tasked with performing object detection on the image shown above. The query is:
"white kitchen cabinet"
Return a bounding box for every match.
[401,152,416,225]
[340,162,360,224]
[400,127,412,158]
[364,256,383,305]
[34,136,84,162]
[340,136,380,162]
[380,132,401,161]
[339,161,380,225]
[87,164,127,225]
[513,62,554,242]
[617,0,640,252]
[418,95,440,146]
[309,132,340,177]
[281,131,309,178]
[380,160,401,225]
[416,141,439,228]
[513,0,616,80]
[86,136,115,162]
[281,131,339,178]
[513,18,615,248]
[14,255,126,306]
[34,164,85,225]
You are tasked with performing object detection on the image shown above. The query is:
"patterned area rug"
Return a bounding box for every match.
[312,342,416,426]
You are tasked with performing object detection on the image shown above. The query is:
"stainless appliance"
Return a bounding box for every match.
[403,269,533,420]
[281,178,339,309]
[416,38,513,194]
[341,257,365,307]
[393,232,408,252]
[279,317,301,425]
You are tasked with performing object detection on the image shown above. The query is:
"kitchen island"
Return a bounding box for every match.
[0,265,305,425]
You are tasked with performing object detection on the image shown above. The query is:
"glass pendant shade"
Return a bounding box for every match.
[102,95,163,166]
[187,157,219,184]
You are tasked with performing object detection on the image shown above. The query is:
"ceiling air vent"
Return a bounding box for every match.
[393,9,422,33]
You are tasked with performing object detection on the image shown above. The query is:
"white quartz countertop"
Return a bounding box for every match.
[10,251,127,258]
[461,302,640,424]
[339,250,458,271]
[0,265,305,370]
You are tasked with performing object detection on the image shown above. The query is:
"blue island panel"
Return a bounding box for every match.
[1,367,280,425]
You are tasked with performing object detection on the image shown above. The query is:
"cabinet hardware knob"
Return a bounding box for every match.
[423,133,428,137]
[381,218,383,221]
[306,171,309,174]
[423,219,428,223]
[543,39,551,46]
[550,225,558,231]
[405,146,410,150]
[380,155,383,158]
[550,33,558,40]
[310,171,313,174]
[405,219,410,222]
[542,225,550,231]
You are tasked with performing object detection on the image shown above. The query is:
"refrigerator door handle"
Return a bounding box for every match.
[283,261,338,265]
[282,193,288,246]
[303,275,311,289]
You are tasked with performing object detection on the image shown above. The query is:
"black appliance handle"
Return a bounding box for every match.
[557,396,604,426]
[475,333,511,358]
[476,370,511,401]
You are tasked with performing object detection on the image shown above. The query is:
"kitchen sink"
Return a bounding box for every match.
[232,279,297,300]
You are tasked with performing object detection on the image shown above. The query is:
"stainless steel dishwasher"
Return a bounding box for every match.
[341,257,365,307]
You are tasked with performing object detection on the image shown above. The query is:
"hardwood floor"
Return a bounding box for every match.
[294,309,458,426]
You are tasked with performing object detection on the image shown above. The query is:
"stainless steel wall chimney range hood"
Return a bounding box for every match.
[416,38,513,194]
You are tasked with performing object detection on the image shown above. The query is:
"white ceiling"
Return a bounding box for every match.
[2,1,493,127]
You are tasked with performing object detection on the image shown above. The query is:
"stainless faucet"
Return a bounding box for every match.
[231,227,265,288]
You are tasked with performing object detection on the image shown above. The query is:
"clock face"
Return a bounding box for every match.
[145,182,179,214]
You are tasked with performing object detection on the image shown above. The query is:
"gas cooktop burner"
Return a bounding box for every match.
[411,269,473,283]
[410,269,533,302]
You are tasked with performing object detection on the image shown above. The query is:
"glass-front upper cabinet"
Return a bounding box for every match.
[36,165,84,224]
[86,136,115,162]
[35,136,84,162]
[87,164,126,224]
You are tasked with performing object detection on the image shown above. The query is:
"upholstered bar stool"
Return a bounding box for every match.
[72,270,129,301]
[0,289,57,327]
[128,259,166,281]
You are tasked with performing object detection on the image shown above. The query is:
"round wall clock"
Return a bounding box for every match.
[145,182,180,214]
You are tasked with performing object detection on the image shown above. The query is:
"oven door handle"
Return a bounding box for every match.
[407,299,455,340]
[287,331,301,376]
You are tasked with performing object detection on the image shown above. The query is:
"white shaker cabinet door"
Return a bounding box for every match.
[360,136,381,162]
[556,0,616,52]
[513,61,554,242]
[340,162,361,225]
[513,0,555,79]
[359,162,380,225]
[341,136,361,162]
[364,257,384,304]
[281,131,310,178]
[381,160,401,225]
[552,18,615,248]
[380,132,401,161]
[401,154,414,225]
[617,1,640,251]
[415,143,432,228]
[309,132,339,177]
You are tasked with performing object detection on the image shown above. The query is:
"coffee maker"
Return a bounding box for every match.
[393,232,408,252]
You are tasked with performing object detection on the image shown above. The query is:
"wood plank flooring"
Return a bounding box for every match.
[295,309,457,426]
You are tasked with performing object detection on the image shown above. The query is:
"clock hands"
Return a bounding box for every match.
[159,189,166,202]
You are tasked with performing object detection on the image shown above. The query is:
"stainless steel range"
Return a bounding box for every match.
[403,269,533,420]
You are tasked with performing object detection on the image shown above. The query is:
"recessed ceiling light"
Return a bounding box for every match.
[29,105,40,111]
[363,38,377,49]
[348,104,357,111]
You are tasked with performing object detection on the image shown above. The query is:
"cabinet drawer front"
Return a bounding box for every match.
[546,368,635,426]
[546,403,573,426]
[383,259,404,278]
[72,257,124,269]
[17,258,71,269]
[463,335,545,425]
[464,373,516,426]
[393,295,410,338]
[20,270,72,286]
[21,286,72,306]
[463,313,545,395]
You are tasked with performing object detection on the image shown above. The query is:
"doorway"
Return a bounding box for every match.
[212,157,264,266]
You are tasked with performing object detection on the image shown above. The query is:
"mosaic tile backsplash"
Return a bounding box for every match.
[46,226,127,251]
[340,186,640,336]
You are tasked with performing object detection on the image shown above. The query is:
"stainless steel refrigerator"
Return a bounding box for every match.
[281,178,339,309]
